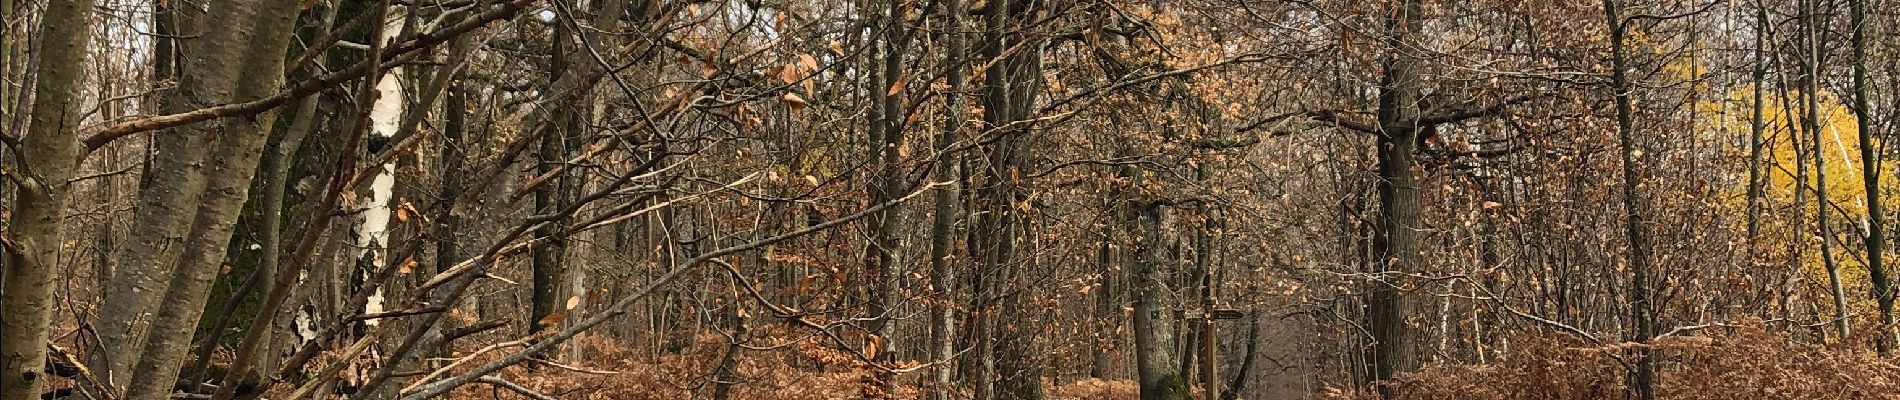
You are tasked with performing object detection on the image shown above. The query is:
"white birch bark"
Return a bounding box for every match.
[353,14,407,325]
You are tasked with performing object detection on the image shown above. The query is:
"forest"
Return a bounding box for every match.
[3,0,1900,399]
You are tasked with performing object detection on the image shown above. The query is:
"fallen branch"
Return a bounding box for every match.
[48,343,119,400]
[476,376,560,400]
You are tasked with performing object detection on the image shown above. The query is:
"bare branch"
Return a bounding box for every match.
[78,0,534,152]
[398,182,945,400]
[1625,0,1723,23]
[476,376,561,400]
[1304,109,1380,134]
[1415,94,1542,126]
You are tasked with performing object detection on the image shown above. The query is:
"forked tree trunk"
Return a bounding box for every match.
[120,2,305,399]
[88,1,218,389]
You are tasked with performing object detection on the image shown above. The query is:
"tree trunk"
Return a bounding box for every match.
[1090,240,1115,380]
[529,123,571,337]
[927,1,968,398]
[1744,1,1768,257]
[1365,0,1426,393]
[1603,0,1655,398]
[863,0,914,395]
[981,1,1045,397]
[350,8,409,335]
[250,90,319,387]
[210,7,341,395]
[1797,0,1851,342]
[1849,0,1893,354]
[87,0,219,388]
[431,67,470,368]
[710,302,746,400]
[0,1,92,399]
[1131,200,1187,400]
[1220,313,1259,400]
[529,0,622,338]
[120,1,305,399]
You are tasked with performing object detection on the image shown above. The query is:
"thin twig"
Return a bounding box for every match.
[66,164,139,184]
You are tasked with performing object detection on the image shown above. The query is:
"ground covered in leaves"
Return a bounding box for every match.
[1339,320,1900,400]
[325,319,1900,399]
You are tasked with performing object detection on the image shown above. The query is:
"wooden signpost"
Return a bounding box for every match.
[1177,276,1245,400]
[1182,299,1244,400]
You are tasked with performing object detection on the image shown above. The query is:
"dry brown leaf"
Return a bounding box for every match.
[781,93,808,111]
[537,312,567,327]
[393,201,413,224]
[886,74,908,97]
[778,63,800,84]
[798,53,819,71]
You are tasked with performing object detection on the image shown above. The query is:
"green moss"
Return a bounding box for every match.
[1143,373,1192,400]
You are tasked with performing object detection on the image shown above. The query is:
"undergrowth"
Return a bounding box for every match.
[259,319,1899,399]
[1337,319,1900,400]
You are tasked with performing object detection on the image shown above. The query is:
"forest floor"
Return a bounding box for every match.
[413,319,1900,400]
[217,319,1900,399]
[1342,319,1900,400]
[415,329,1142,400]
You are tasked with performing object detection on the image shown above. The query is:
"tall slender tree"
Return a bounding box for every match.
[1603,0,1656,398]
[0,1,95,399]
[1848,0,1893,354]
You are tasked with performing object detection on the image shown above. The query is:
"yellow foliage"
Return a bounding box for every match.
[1746,92,1889,215]
[1709,85,1896,315]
